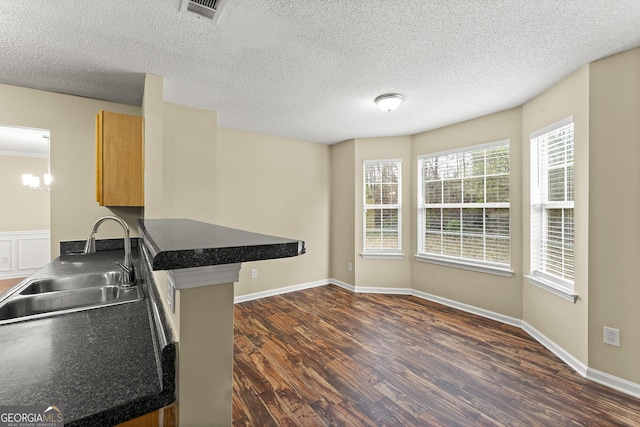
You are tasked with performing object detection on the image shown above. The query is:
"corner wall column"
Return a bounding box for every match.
[169,264,241,427]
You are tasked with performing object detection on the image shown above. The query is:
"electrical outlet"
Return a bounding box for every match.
[348,263,353,272]
[603,326,620,347]
[251,269,258,279]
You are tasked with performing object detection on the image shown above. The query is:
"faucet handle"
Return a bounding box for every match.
[116,261,136,286]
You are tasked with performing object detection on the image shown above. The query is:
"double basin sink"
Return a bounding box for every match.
[0,270,142,325]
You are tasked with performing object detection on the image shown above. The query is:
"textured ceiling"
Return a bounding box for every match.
[1,0,640,145]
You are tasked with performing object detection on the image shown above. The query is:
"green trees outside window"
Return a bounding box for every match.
[418,142,510,265]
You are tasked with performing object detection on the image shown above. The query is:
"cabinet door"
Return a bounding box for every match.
[115,404,178,427]
[97,110,144,206]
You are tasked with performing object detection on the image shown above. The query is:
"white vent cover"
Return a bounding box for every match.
[180,0,226,22]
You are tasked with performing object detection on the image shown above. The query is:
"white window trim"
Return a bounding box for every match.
[419,139,510,159]
[525,274,578,303]
[361,252,405,260]
[529,116,576,295]
[530,116,574,140]
[416,139,511,271]
[415,254,513,277]
[363,159,402,255]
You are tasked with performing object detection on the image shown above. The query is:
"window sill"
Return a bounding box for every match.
[415,254,513,277]
[361,253,405,260]
[525,274,577,303]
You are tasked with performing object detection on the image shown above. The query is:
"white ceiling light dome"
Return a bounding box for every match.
[375,93,404,112]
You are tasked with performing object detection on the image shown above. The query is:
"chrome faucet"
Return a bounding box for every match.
[83,216,136,286]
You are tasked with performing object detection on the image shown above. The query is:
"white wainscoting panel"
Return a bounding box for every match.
[0,230,50,279]
[0,239,12,272]
[18,237,50,270]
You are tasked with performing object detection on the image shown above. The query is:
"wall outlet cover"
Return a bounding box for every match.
[603,326,620,347]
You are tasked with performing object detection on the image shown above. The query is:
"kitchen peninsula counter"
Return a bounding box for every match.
[138,218,305,271]
[0,247,176,426]
[138,218,306,425]
[0,219,305,426]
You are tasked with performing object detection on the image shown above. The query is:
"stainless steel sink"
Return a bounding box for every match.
[0,271,142,325]
[19,271,123,295]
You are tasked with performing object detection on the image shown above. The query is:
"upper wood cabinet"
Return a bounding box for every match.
[96,110,144,207]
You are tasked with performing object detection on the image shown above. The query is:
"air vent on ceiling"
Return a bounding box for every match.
[180,0,226,22]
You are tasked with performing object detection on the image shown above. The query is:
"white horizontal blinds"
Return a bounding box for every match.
[364,161,401,251]
[418,141,510,265]
[530,119,575,285]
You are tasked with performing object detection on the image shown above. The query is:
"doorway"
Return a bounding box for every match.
[0,125,51,280]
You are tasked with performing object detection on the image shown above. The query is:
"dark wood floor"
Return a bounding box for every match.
[232,284,640,426]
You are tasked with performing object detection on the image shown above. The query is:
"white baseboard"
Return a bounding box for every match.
[329,278,354,292]
[357,286,412,295]
[521,321,588,377]
[411,288,522,328]
[587,367,640,399]
[234,277,640,400]
[330,279,412,295]
[234,279,329,304]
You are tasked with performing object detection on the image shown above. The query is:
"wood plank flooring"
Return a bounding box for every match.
[233,284,640,426]
[0,278,24,295]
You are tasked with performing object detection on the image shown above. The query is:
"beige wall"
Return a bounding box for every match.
[0,155,50,232]
[354,136,412,289]
[521,66,590,363]
[142,73,165,220]
[217,127,330,297]
[588,48,640,382]
[330,139,356,285]
[0,83,142,257]
[141,73,178,338]
[141,77,234,425]
[411,108,523,318]
[178,281,234,426]
[157,101,218,339]
[142,96,220,338]
[163,102,217,222]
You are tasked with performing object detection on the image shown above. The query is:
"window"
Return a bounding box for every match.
[530,118,575,294]
[363,160,401,255]
[417,141,511,274]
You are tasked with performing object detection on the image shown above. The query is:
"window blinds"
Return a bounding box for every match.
[418,141,510,265]
[530,119,575,285]
[364,161,401,252]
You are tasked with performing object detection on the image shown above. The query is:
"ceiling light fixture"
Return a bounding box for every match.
[22,135,51,191]
[375,93,404,112]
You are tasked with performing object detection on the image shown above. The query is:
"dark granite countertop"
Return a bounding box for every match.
[0,248,175,426]
[0,219,303,424]
[139,218,305,270]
